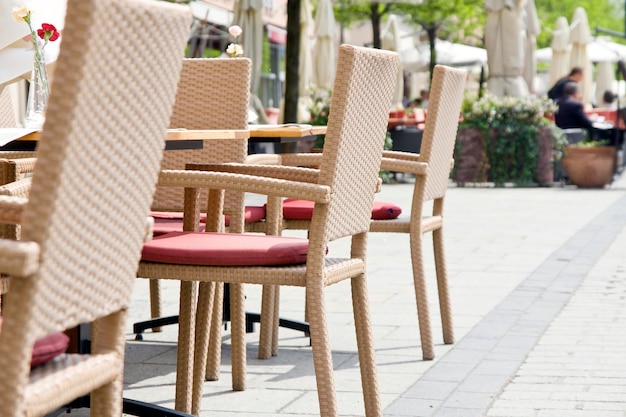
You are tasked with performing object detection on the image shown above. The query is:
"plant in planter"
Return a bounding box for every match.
[561,139,616,188]
[453,93,560,186]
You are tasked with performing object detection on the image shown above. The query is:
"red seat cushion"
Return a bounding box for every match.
[282,199,402,220]
[142,231,310,266]
[151,206,266,236]
[0,317,70,367]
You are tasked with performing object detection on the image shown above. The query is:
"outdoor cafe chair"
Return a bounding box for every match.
[246,65,467,361]
[143,57,257,333]
[0,0,190,415]
[137,44,400,417]
[0,86,37,241]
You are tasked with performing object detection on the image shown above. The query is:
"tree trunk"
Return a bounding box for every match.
[370,3,382,49]
[284,0,301,123]
[427,26,437,84]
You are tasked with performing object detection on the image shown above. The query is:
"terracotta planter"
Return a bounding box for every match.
[561,145,616,188]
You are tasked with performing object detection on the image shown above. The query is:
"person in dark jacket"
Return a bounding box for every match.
[548,67,584,101]
[555,82,594,138]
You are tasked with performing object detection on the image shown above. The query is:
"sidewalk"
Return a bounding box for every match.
[116,175,626,417]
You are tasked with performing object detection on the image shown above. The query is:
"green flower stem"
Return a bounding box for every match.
[25,20,49,96]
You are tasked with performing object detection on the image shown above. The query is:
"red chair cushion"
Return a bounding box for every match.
[0,317,70,367]
[151,206,266,236]
[282,199,402,220]
[142,231,310,266]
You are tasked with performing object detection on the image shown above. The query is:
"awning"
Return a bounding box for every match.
[190,1,233,27]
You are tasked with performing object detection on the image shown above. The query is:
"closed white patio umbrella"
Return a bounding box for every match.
[595,61,615,107]
[382,15,404,105]
[313,0,335,91]
[484,0,529,97]
[523,0,540,94]
[569,7,593,105]
[233,0,264,95]
[548,16,571,86]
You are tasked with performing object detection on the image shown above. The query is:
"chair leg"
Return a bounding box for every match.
[149,279,163,332]
[230,283,247,391]
[410,231,434,360]
[258,284,276,359]
[271,285,280,356]
[351,274,382,417]
[433,227,454,344]
[306,286,338,417]
[192,282,216,415]
[90,310,126,417]
[175,281,198,414]
[205,282,224,381]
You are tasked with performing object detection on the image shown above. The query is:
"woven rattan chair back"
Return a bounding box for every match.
[0,0,191,415]
[315,45,399,243]
[417,65,467,201]
[152,58,251,227]
[0,87,17,128]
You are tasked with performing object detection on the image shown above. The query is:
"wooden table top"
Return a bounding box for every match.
[5,129,250,142]
[248,124,327,138]
[2,124,327,144]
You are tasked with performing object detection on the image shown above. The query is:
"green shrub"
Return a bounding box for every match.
[459,93,561,185]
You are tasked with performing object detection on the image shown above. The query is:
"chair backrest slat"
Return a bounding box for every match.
[0,87,17,128]
[152,58,251,217]
[418,65,467,201]
[316,45,399,242]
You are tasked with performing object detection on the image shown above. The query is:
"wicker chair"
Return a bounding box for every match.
[0,87,17,128]
[145,58,253,333]
[0,0,190,416]
[248,65,467,361]
[138,44,399,417]
[0,86,37,241]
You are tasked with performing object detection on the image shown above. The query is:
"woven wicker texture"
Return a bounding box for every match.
[0,158,37,241]
[0,87,17,128]
[152,58,251,217]
[138,44,399,417]
[0,0,191,415]
[250,66,467,361]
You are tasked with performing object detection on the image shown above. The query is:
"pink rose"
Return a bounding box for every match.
[229,25,242,38]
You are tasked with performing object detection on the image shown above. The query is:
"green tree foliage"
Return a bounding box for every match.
[396,0,484,81]
[535,0,624,48]
[334,1,398,49]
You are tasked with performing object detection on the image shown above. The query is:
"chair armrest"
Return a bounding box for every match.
[382,150,422,162]
[0,177,32,198]
[245,153,323,168]
[380,157,428,175]
[244,154,282,165]
[158,169,331,204]
[0,195,28,224]
[186,163,320,184]
[6,157,37,172]
[0,239,40,277]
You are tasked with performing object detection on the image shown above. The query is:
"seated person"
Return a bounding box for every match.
[555,82,594,136]
[601,90,617,110]
[548,67,583,101]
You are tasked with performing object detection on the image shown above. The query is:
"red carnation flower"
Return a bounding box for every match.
[37,23,60,43]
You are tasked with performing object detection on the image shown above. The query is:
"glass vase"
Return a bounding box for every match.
[24,51,49,129]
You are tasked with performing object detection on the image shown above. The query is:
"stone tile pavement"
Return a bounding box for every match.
[66,175,626,416]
